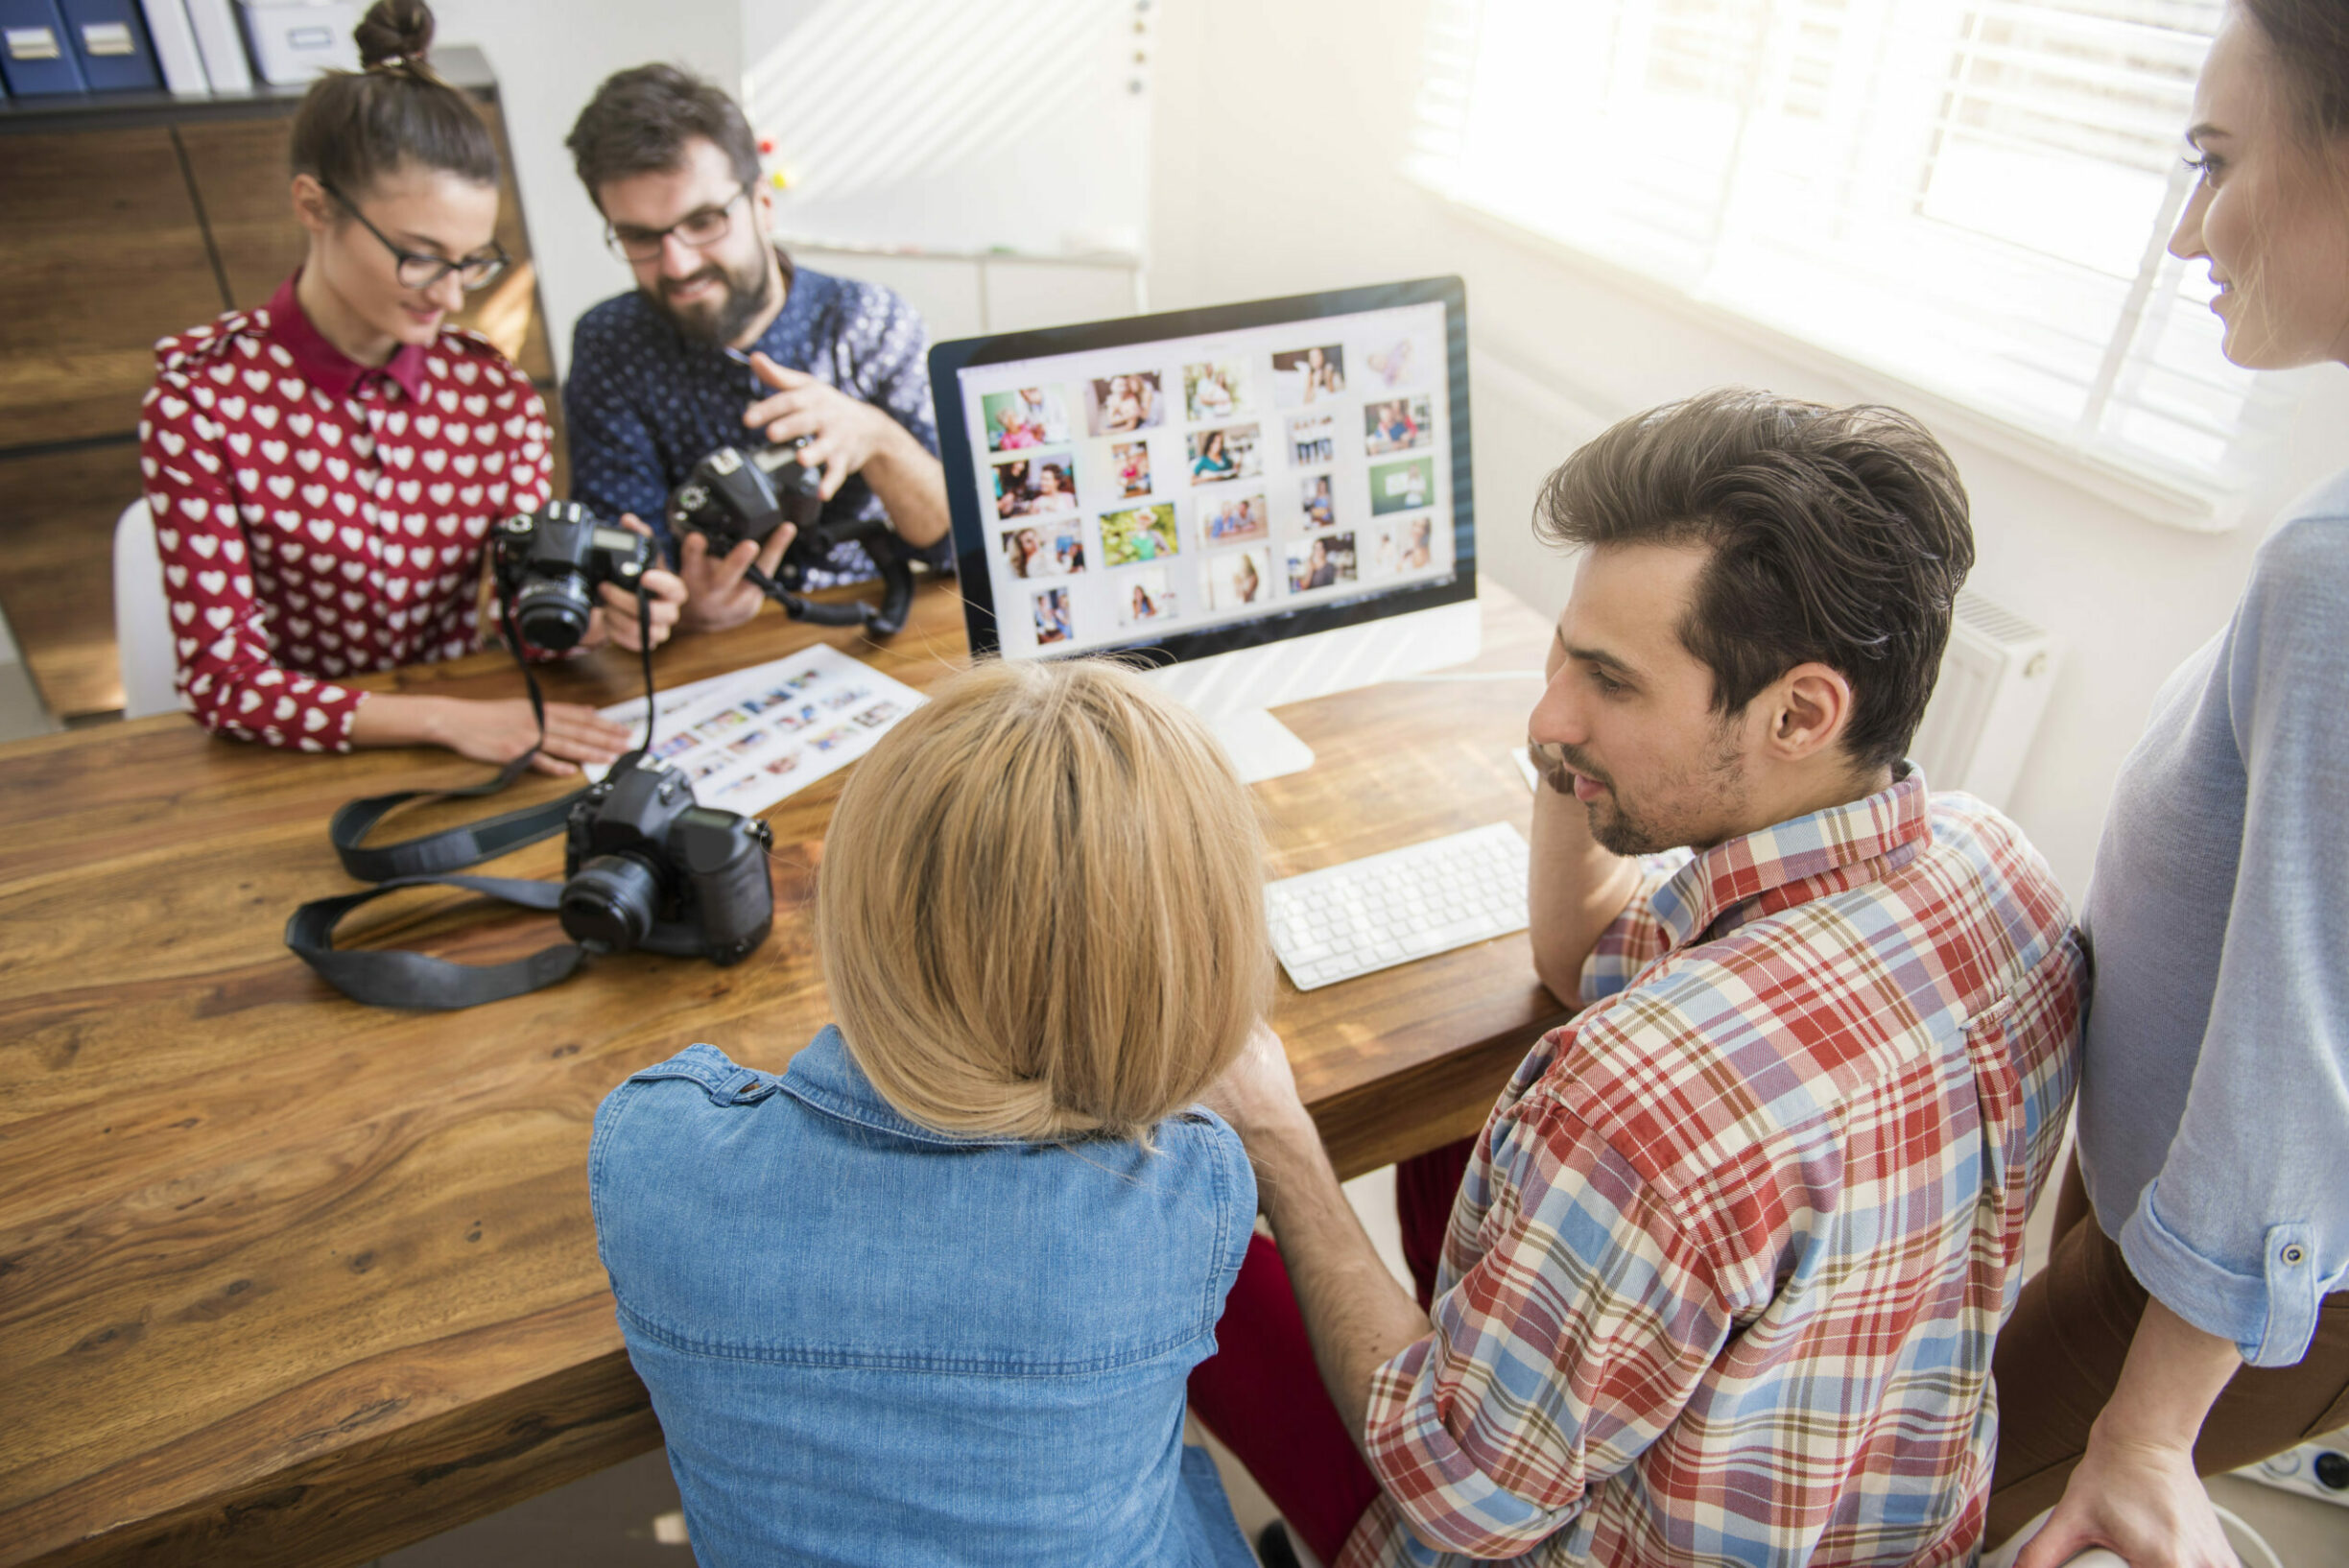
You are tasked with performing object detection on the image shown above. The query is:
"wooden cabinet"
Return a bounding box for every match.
[0,128,227,445]
[0,48,558,719]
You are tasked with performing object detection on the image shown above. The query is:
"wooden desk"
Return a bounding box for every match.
[0,578,1567,1567]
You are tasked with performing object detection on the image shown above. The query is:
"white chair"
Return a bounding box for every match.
[112,500,186,721]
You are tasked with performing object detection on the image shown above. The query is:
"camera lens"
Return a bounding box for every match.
[513,575,596,651]
[2314,1450,2349,1491]
[560,853,663,953]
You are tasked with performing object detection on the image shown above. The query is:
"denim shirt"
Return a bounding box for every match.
[589,1030,1259,1566]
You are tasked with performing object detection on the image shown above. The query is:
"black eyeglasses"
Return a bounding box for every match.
[321,180,511,293]
[606,184,753,263]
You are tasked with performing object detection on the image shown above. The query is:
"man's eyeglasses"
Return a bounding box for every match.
[321,180,511,293]
[606,185,753,263]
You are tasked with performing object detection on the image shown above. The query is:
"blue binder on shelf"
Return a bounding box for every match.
[60,0,160,89]
[1,0,88,94]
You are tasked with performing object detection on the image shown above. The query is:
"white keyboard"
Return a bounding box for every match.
[1267,823,1530,991]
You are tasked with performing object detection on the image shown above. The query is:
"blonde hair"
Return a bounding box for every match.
[817,659,1270,1143]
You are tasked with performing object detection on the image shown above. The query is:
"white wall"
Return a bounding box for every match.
[1150,0,2349,894]
[432,0,744,377]
[740,0,1151,257]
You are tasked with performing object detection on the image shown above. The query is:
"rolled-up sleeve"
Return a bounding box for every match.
[2117,514,2349,1366]
[1351,1101,1727,1559]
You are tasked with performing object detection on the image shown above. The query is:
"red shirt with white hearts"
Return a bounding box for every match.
[137,273,553,751]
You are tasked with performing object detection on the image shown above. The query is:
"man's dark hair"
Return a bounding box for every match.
[565,64,761,207]
[1536,389,1974,775]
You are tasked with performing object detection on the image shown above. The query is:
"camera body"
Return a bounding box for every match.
[664,442,917,636]
[559,755,774,965]
[665,440,823,553]
[492,500,654,651]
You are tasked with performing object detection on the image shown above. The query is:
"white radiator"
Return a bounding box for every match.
[1909,590,2061,811]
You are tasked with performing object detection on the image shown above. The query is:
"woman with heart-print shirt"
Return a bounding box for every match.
[136,0,683,769]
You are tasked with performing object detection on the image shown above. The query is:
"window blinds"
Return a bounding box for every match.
[1412,0,2270,498]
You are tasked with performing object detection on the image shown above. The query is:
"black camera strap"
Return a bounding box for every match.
[293,587,670,1010]
[286,874,581,1010]
[283,869,712,1011]
[326,590,660,882]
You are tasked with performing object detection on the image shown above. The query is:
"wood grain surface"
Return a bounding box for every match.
[0,577,1568,1567]
[0,129,226,445]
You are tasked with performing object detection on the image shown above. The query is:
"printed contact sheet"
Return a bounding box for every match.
[589,645,926,816]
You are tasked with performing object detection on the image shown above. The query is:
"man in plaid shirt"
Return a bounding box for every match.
[1195,391,2085,1567]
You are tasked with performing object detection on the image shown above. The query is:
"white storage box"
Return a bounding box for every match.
[235,0,360,84]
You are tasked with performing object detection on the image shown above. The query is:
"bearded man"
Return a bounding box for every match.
[562,65,951,632]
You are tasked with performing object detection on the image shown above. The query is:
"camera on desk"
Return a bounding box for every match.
[491,500,654,652]
[665,439,824,553]
[559,754,774,965]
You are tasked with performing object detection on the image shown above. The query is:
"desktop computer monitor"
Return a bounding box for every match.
[929,275,1477,782]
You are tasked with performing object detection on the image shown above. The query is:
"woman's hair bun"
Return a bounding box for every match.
[354,0,436,71]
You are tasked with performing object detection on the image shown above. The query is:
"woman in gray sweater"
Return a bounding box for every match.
[1989,5,2349,1565]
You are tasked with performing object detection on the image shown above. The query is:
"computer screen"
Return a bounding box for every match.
[931,277,1472,666]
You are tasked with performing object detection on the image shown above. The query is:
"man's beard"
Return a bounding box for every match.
[1558,733,1747,856]
[652,249,775,346]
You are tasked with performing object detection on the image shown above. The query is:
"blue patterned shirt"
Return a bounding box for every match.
[563,257,949,586]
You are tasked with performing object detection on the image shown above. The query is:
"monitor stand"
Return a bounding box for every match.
[1209,708,1315,784]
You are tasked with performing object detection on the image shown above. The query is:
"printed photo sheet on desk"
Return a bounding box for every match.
[593,645,925,815]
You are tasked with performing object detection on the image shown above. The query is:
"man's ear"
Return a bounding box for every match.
[753,178,777,233]
[1763,661,1857,763]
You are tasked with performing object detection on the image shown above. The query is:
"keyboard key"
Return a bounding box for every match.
[1270,823,1530,990]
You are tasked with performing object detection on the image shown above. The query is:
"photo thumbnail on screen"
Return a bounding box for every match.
[1271,344,1346,407]
[1001,523,1086,579]
[1032,586,1074,645]
[1288,531,1357,592]
[1100,503,1180,566]
[1206,545,1270,612]
[1112,440,1153,497]
[1361,330,1430,390]
[1086,371,1165,436]
[1189,423,1261,486]
[1287,411,1336,468]
[992,456,1079,519]
[1369,455,1435,516]
[1364,395,1432,456]
[1202,492,1269,545]
[982,386,1071,452]
[1117,566,1178,628]
[1299,472,1337,530]
[1183,360,1250,422]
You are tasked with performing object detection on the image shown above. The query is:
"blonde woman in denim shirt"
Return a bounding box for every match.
[590,660,1268,1564]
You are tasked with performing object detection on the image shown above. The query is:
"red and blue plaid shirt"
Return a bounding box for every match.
[1344,773,2084,1568]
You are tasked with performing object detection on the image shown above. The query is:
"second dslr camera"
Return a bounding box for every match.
[665,439,822,553]
[492,500,654,651]
[559,753,774,965]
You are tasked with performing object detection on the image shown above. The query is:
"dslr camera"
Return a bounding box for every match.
[666,442,916,636]
[559,754,774,965]
[666,438,823,552]
[492,500,654,651]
